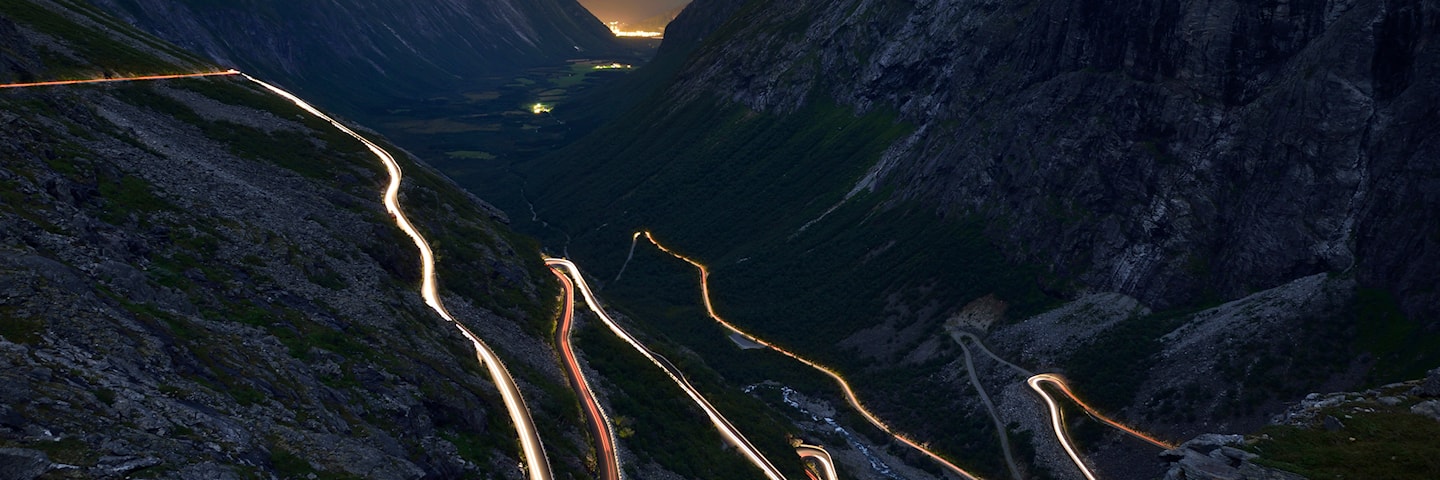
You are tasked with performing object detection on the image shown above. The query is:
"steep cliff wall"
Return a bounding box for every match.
[665,0,1439,320]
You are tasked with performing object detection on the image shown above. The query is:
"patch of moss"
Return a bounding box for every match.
[34,437,97,466]
[1250,410,1440,479]
[1353,288,1440,384]
[96,174,172,226]
[0,307,44,344]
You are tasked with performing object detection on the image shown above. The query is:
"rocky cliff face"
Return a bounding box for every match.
[86,0,623,112]
[0,2,588,478]
[665,0,1439,321]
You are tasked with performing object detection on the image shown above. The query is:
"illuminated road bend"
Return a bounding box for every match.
[635,231,982,480]
[956,324,1174,478]
[548,267,621,480]
[1027,373,1174,448]
[545,259,789,480]
[1027,375,1097,480]
[795,444,838,480]
[0,70,239,89]
[240,73,555,480]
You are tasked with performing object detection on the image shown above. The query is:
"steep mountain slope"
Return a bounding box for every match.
[0,1,596,477]
[693,0,1438,319]
[495,0,1439,478]
[583,0,1440,319]
[86,0,624,113]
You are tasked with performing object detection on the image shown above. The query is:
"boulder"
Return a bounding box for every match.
[1161,434,1309,480]
[1413,368,1440,398]
[1411,400,1440,423]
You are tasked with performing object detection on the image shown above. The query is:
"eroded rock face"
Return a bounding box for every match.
[664,0,1440,319]
[0,448,51,480]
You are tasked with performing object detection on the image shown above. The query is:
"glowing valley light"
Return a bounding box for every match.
[239,73,556,480]
[0,70,239,89]
[634,231,983,480]
[532,103,552,114]
[593,63,632,70]
[545,259,789,480]
[607,22,663,38]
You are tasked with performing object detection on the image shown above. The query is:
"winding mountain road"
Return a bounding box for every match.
[945,327,1172,479]
[2,70,558,479]
[240,73,557,480]
[8,70,1185,480]
[547,258,788,480]
[548,267,620,480]
[635,231,981,480]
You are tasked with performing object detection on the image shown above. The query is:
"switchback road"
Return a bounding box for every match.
[549,267,620,480]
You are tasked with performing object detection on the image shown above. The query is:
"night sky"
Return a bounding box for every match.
[577,0,689,24]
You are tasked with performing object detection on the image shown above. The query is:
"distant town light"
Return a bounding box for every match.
[607,21,662,39]
[532,103,552,115]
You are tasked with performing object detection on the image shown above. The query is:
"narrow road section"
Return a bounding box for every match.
[956,336,1022,480]
[0,70,239,89]
[946,327,1172,479]
[548,267,620,480]
[635,231,981,480]
[1027,375,1098,480]
[547,258,789,480]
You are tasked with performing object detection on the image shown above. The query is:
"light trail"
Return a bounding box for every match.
[1026,374,1173,450]
[5,68,557,480]
[795,444,839,480]
[0,70,239,89]
[239,73,555,480]
[546,258,789,480]
[1027,375,1096,480]
[548,267,621,480]
[634,231,982,480]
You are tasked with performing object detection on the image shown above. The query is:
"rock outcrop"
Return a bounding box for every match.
[1413,367,1440,398]
[658,0,1440,321]
[1159,435,1305,480]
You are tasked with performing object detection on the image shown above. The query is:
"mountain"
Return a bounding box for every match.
[0,1,590,477]
[85,0,625,112]
[577,0,690,24]
[0,2,818,479]
[488,0,1440,478]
